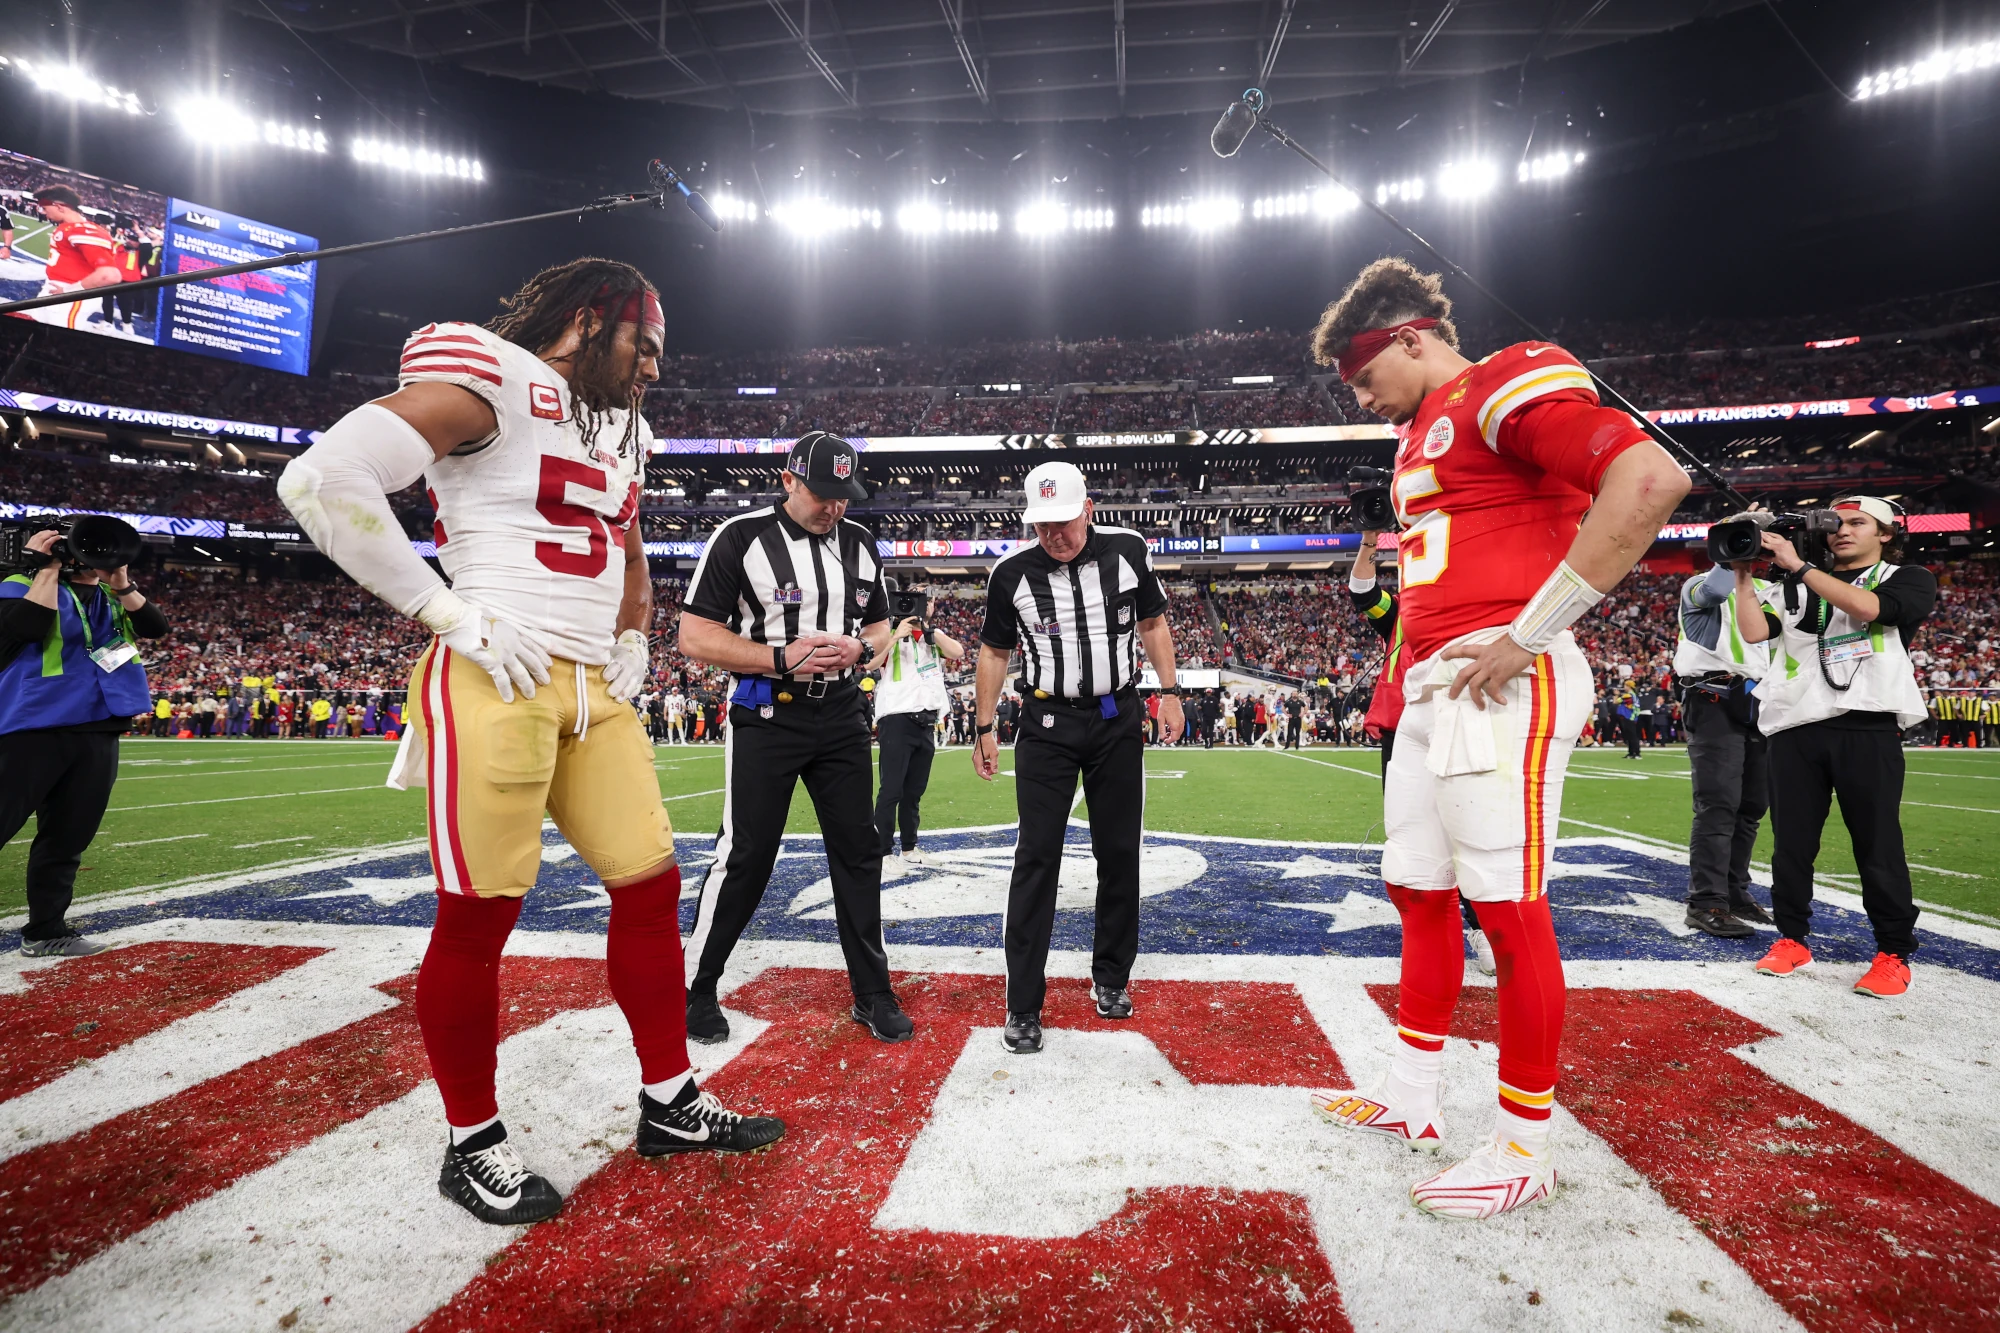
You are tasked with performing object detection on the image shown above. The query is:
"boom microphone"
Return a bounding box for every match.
[648,159,722,232]
[1210,94,1259,159]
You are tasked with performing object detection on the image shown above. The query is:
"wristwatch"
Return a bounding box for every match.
[107,583,138,597]
[855,636,876,668]
[773,644,789,676]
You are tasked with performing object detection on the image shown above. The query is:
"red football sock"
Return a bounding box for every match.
[416,890,524,1128]
[1472,896,1566,1135]
[1386,884,1465,1055]
[607,863,692,1087]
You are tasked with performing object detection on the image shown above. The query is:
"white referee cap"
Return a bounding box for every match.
[1022,460,1088,524]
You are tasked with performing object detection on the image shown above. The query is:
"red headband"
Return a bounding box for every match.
[586,285,666,336]
[1336,317,1440,382]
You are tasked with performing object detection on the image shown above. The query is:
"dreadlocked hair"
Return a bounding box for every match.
[488,256,655,457]
[1310,257,1460,367]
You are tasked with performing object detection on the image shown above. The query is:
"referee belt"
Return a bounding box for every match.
[730,675,856,707]
[1023,684,1135,718]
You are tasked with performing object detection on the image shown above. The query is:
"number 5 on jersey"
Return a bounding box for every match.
[1393,466,1449,588]
[535,455,640,578]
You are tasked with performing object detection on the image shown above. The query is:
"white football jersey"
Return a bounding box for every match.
[400,321,650,665]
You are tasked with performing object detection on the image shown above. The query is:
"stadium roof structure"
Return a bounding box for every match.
[231,0,1760,122]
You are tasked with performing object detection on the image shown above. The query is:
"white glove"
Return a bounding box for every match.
[423,589,552,704]
[602,628,651,702]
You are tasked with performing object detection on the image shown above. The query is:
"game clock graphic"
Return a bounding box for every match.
[0,147,317,375]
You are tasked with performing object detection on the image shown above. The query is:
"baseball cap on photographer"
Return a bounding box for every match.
[785,430,868,501]
[1022,460,1088,524]
[1832,495,1901,531]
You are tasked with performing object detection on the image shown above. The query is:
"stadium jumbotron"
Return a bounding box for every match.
[2,0,1999,1328]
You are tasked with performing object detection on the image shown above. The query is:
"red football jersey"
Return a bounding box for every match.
[45,219,118,284]
[1390,341,1644,661]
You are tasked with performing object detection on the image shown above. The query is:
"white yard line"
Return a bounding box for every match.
[1905,801,2000,814]
[111,833,210,848]
[233,836,316,849]
[663,787,725,801]
[105,784,390,813]
[116,761,388,782]
[1273,749,1382,780]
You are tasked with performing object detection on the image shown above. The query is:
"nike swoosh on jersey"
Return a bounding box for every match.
[649,1117,711,1142]
[465,1175,522,1210]
[1524,345,1555,356]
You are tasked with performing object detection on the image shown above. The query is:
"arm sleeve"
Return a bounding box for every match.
[0,586,53,652]
[980,567,1021,651]
[1349,584,1398,644]
[1871,565,1938,631]
[1496,398,1652,495]
[127,599,169,639]
[682,526,744,625]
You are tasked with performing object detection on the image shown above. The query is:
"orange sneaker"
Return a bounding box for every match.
[1754,938,1813,976]
[1853,953,1911,997]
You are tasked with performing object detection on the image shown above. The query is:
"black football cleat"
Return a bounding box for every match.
[1003,1010,1043,1054]
[851,991,915,1043]
[1730,898,1776,926]
[1685,905,1756,939]
[686,990,730,1045]
[437,1123,563,1226]
[635,1083,785,1157]
[1092,983,1134,1019]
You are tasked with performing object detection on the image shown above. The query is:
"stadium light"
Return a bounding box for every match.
[1375,178,1425,205]
[2,56,142,114]
[1518,150,1584,182]
[1855,39,2000,99]
[708,193,760,223]
[1436,160,1498,200]
[351,138,485,182]
[1014,201,1068,236]
[1140,198,1239,230]
[1250,186,1358,221]
[175,97,327,154]
[767,200,882,237]
[897,202,998,234]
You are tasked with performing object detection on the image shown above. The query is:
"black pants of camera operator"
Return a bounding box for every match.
[874,710,937,857]
[1620,714,1643,757]
[1684,690,1770,915]
[1004,690,1145,1015]
[0,729,120,941]
[1766,718,1919,958]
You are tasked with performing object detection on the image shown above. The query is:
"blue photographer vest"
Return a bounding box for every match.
[0,576,153,734]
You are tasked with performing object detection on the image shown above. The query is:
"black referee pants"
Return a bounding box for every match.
[873,711,937,856]
[0,729,120,941]
[1766,720,1919,958]
[1004,691,1144,1014]
[1684,691,1769,913]
[687,687,891,1001]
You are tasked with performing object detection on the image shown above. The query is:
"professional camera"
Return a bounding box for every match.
[1346,465,1396,531]
[0,514,144,574]
[885,578,930,623]
[1705,508,1841,570]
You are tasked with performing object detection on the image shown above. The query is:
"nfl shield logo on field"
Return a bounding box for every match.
[1039,478,1059,499]
[833,452,853,479]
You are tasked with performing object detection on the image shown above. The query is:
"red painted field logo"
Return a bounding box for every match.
[528,382,563,419]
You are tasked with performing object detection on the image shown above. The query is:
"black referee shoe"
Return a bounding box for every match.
[1730,898,1775,926]
[1003,1010,1043,1054]
[1685,905,1756,939]
[635,1082,785,1157]
[686,991,729,1045]
[851,991,914,1043]
[1092,983,1133,1019]
[437,1122,563,1226]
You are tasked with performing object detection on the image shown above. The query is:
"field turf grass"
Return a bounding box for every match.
[10,737,1998,926]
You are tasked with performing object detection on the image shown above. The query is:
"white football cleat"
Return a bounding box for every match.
[1310,1080,1445,1152]
[1466,928,1498,977]
[1410,1134,1556,1220]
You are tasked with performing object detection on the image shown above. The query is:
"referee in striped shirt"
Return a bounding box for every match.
[972,461,1184,1054]
[678,432,912,1045]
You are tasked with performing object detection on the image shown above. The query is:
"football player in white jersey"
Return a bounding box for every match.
[279,258,783,1227]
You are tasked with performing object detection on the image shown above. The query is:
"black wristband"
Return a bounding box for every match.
[773,644,788,676]
[976,722,995,736]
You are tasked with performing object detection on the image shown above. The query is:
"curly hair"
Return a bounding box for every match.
[1310,257,1460,367]
[488,257,656,457]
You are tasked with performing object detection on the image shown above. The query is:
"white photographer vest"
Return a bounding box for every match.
[873,636,949,717]
[1673,580,1773,680]
[1753,562,1927,735]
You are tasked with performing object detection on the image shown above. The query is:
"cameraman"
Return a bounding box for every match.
[871,584,964,868]
[1732,497,1933,997]
[0,526,167,956]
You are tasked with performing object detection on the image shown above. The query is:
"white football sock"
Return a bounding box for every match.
[449,1113,501,1145]
[1385,1037,1444,1108]
[644,1070,694,1104]
[1496,1103,1553,1159]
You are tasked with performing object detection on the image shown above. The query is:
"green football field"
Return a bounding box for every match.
[7,737,1998,926]
[3,210,54,262]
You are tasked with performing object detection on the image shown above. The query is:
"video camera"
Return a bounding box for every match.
[885,578,930,623]
[1346,466,1396,531]
[1705,508,1841,571]
[0,514,144,574]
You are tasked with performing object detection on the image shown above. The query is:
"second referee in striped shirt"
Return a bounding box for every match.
[678,432,913,1045]
[972,461,1185,1054]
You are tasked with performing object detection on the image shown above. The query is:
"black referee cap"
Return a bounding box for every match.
[785,430,868,500]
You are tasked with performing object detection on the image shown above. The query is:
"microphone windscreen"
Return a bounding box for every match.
[681,188,722,233]
[1210,100,1257,158]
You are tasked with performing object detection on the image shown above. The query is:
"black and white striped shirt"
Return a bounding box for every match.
[980,526,1168,698]
[686,505,888,680]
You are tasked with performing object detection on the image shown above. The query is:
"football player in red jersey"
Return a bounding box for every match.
[16,187,124,332]
[1305,259,1690,1219]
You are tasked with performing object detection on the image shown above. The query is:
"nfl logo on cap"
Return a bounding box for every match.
[1039,478,1058,499]
[833,453,853,479]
